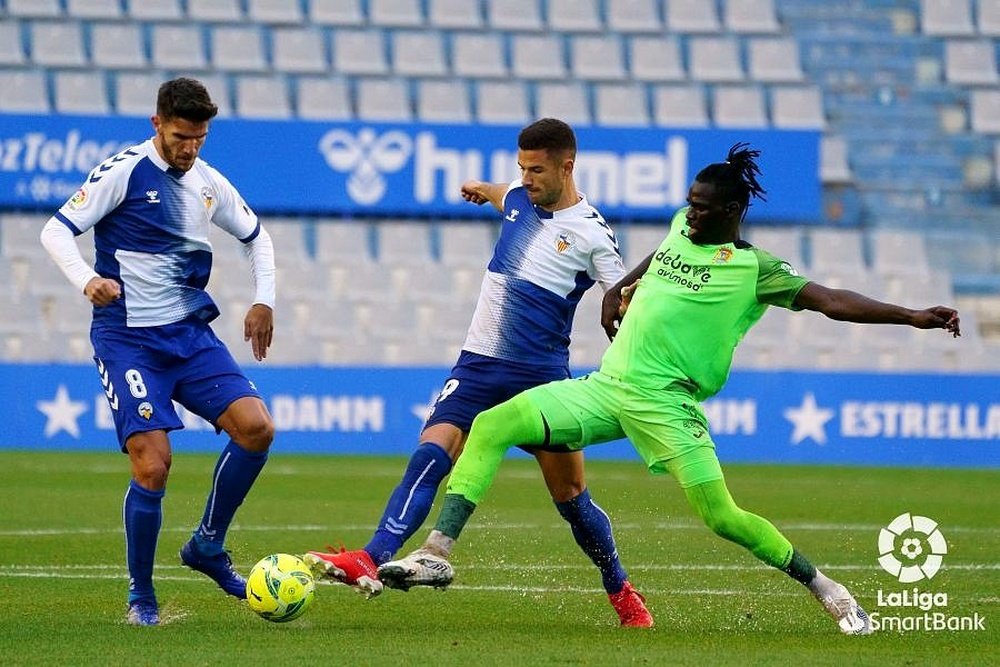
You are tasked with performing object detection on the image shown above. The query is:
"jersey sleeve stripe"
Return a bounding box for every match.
[239,222,261,244]
[55,211,84,235]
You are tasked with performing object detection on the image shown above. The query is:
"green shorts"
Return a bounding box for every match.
[523,371,724,488]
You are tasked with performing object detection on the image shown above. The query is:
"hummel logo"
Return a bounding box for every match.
[505,209,520,222]
[146,190,160,204]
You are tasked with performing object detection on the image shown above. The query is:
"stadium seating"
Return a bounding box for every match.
[0,0,997,368]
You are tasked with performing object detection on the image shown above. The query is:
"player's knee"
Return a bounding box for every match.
[230,414,275,451]
[549,480,585,504]
[133,458,170,490]
[701,508,747,543]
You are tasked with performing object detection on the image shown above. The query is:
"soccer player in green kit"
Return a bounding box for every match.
[379,144,962,634]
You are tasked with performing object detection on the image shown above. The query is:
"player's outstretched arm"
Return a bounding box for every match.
[460,180,508,212]
[601,252,654,340]
[794,282,961,337]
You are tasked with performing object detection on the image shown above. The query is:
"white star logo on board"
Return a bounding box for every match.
[783,392,835,445]
[36,384,88,438]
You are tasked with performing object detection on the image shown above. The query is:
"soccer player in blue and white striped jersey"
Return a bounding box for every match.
[307,119,654,627]
[40,78,277,626]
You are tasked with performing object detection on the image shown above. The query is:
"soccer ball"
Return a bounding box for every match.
[245,553,316,623]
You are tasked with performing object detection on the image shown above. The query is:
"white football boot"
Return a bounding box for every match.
[377,548,455,591]
[818,583,874,635]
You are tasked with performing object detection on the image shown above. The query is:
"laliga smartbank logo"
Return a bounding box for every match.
[878,512,947,583]
[871,513,985,632]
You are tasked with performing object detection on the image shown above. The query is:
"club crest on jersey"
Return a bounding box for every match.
[137,402,153,420]
[68,187,88,210]
[201,186,215,209]
[712,247,733,264]
[145,190,160,204]
[555,232,575,253]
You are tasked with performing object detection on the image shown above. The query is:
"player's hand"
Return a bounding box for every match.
[460,180,491,205]
[913,306,961,337]
[601,280,641,341]
[245,303,274,361]
[83,276,121,306]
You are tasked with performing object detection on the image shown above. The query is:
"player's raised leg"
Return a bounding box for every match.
[682,476,872,635]
[181,396,273,599]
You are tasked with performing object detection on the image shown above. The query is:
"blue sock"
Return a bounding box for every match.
[555,489,628,594]
[365,443,452,565]
[124,480,164,604]
[193,440,268,556]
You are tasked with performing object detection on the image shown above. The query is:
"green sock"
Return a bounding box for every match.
[434,493,477,540]
[781,549,817,586]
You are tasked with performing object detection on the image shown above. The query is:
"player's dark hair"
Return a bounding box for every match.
[695,143,767,219]
[156,77,218,122]
[518,118,577,158]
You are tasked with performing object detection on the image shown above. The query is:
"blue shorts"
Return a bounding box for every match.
[424,350,570,433]
[91,318,261,451]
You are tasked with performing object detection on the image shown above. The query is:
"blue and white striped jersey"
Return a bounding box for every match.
[53,139,261,329]
[463,181,626,367]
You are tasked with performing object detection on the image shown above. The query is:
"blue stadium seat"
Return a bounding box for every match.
[29,20,86,67]
[487,0,544,32]
[355,77,412,121]
[0,70,49,112]
[417,79,472,123]
[747,38,804,83]
[0,21,26,65]
[667,0,722,33]
[652,84,709,128]
[151,24,209,70]
[451,32,508,79]
[723,0,781,34]
[295,76,352,119]
[511,34,567,80]
[248,0,306,25]
[770,85,825,129]
[369,0,424,28]
[534,81,591,126]
[308,0,365,26]
[271,27,329,74]
[712,85,768,128]
[6,0,62,18]
[91,23,148,70]
[127,0,184,21]
[594,83,650,127]
[688,36,745,82]
[54,70,110,114]
[332,28,389,75]
[187,0,243,23]
[474,79,531,125]
[606,0,662,33]
[569,35,627,81]
[211,26,268,72]
[629,36,685,81]
[427,0,483,29]
[548,0,602,33]
[391,30,448,77]
[66,0,124,19]
[235,75,292,119]
[920,0,975,36]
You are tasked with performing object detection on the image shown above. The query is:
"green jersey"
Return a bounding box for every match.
[600,208,809,400]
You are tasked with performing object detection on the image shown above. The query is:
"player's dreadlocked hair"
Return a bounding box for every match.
[695,143,767,220]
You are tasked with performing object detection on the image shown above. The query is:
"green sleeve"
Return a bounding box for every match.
[752,247,810,310]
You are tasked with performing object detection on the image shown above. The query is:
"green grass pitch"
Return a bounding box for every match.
[0,451,996,666]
